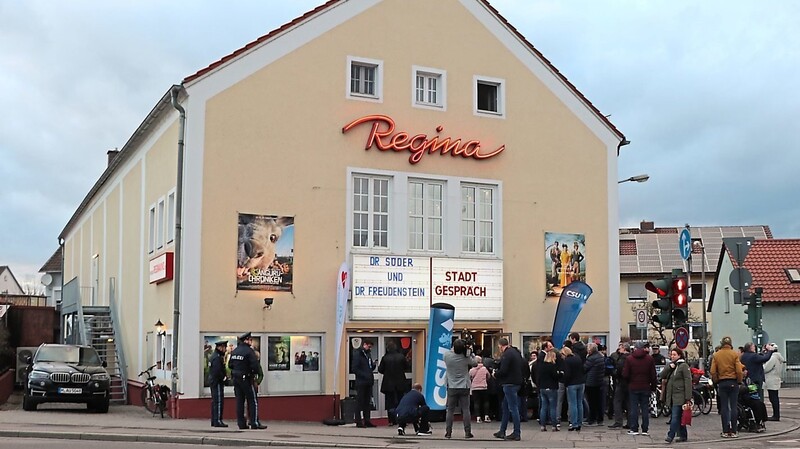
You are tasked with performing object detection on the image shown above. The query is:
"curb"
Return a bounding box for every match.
[0,430,380,448]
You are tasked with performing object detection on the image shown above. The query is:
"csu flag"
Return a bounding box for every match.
[423,303,454,410]
[551,281,593,348]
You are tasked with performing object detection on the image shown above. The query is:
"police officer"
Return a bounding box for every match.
[228,332,267,429]
[208,340,228,427]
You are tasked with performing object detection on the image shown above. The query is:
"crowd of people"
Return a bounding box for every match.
[374,332,787,444]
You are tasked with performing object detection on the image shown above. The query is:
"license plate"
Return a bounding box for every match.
[58,388,82,394]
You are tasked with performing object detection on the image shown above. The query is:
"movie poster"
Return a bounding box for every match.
[202,335,262,388]
[236,213,294,291]
[267,336,290,371]
[544,232,586,298]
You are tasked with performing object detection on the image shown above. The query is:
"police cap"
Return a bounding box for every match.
[214,340,227,347]
[239,332,252,341]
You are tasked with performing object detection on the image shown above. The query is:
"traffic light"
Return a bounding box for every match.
[744,288,763,330]
[646,276,673,329]
[672,276,689,328]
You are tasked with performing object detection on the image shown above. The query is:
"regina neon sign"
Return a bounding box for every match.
[342,115,505,165]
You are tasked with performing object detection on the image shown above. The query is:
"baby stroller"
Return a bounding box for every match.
[738,382,767,433]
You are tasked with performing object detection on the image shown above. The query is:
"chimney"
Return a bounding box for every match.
[106,148,120,167]
[640,220,655,233]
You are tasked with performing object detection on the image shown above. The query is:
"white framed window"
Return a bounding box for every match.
[412,66,446,110]
[156,197,165,249]
[347,56,383,102]
[408,180,443,251]
[473,75,505,118]
[148,204,156,254]
[627,282,647,302]
[353,175,390,249]
[166,190,176,244]
[461,184,496,254]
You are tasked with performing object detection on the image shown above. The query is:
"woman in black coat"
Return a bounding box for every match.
[378,342,410,422]
[561,346,586,431]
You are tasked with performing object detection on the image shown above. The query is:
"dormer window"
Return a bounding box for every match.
[787,268,800,283]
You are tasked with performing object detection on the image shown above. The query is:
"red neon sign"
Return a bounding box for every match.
[342,115,505,165]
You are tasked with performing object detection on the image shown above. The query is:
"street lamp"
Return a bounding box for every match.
[693,240,709,369]
[618,174,650,184]
[155,319,166,336]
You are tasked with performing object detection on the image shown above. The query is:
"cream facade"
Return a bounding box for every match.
[59,0,624,419]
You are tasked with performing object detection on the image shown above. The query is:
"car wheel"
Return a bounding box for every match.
[22,394,37,411]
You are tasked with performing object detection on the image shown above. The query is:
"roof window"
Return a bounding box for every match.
[787,268,800,283]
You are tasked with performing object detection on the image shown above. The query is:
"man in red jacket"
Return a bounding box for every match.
[622,341,657,436]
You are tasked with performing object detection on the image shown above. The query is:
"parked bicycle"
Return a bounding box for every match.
[138,364,170,417]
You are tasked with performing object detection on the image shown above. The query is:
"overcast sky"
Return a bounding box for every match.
[2,0,798,290]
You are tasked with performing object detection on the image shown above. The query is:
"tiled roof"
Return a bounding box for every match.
[182,0,624,141]
[619,225,772,276]
[737,239,800,303]
[38,247,62,273]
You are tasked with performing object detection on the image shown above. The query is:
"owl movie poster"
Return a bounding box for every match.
[236,213,294,291]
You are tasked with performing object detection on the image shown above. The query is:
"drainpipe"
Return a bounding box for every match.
[170,84,186,413]
[58,237,65,342]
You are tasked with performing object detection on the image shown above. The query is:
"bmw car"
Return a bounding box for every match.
[23,344,111,413]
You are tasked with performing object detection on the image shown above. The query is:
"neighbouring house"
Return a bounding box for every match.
[0,266,24,296]
[58,0,627,420]
[708,238,800,383]
[619,221,772,359]
[38,247,63,308]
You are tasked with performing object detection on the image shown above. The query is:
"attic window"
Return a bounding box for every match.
[787,268,800,283]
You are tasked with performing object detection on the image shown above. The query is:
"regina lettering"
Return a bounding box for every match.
[342,115,505,165]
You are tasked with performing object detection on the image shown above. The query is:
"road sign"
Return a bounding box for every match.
[754,329,769,347]
[679,229,692,260]
[636,309,648,329]
[729,268,753,292]
[675,326,689,350]
[723,237,754,267]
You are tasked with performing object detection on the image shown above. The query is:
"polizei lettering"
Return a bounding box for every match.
[342,115,505,165]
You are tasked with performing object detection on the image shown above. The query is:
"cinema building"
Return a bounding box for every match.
[58,0,626,420]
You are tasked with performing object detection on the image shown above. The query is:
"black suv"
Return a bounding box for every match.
[23,344,111,413]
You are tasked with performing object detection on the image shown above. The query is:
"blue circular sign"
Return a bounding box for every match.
[675,326,689,350]
[679,229,692,260]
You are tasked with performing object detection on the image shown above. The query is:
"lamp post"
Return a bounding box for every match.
[693,241,708,369]
[618,174,650,184]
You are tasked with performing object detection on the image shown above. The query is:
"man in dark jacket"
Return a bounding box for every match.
[378,342,409,424]
[569,332,587,362]
[228,332,267,430]
[741,342,775,400]
[351,339,376,428]
[608,342,631,428]
[583,342,605,425]
[395,383,431,436]
[208,340,228,427]
[622,341,657,435]
[492,337,524,441]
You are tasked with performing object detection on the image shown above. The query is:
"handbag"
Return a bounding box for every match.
[681,402,693,426]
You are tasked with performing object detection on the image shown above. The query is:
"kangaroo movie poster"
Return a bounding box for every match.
[236,213,295,291]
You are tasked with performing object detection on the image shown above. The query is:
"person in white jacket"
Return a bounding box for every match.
[763,343,786,421]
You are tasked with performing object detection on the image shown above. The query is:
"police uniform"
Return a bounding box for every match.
[228,332,267,429]
[208,340,228,427]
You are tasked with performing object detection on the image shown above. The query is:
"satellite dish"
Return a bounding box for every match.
[41,273,53,287]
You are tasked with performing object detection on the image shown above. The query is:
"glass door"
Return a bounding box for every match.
[347,333,415,418]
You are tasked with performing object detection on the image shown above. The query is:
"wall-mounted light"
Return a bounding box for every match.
[155,319,166,336]
[263,297,274,310]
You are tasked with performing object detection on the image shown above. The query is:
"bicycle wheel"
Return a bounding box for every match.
[691,390,703,417]
[701,389,713,415]
[141,386,159,414]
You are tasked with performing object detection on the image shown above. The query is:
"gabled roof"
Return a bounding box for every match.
[183,0,624,141]
[730,239,800,303]
[0,266,24,294]
[39,247,63,273]
[619,224,772,276]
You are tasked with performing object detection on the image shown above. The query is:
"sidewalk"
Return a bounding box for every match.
[1,389,799,448]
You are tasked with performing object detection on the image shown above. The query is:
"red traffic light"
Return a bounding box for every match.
[672,276,688,307]
[645,278,671,297]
